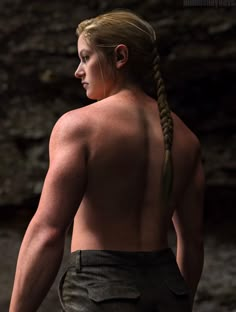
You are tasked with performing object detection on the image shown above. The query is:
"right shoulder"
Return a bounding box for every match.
[54,102,102,132]
[49,105,97,151]
[51,99,113,140]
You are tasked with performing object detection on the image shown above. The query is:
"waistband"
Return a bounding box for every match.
[67,248,175,270]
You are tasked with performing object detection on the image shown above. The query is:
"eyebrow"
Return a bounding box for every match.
[78,49,91,57]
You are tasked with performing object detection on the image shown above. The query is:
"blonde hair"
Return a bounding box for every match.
[76,10,173,206]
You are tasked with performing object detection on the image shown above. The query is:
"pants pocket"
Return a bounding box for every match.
[160,264,192,311]
[87,281,141,303]
[58,268,70,312]
[164,273,190,296]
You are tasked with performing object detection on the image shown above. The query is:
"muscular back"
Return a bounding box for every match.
[71,89,200,252]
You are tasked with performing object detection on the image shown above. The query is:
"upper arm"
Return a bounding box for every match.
[172,139,205,244]
[34,112,88,233]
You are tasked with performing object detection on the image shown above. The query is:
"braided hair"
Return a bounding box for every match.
[152,46,173,206]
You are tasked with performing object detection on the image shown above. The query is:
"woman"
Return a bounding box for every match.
[58,9,204,312]
[10,9,204,312]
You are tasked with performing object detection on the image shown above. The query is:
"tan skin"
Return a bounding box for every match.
[10,34,204,311]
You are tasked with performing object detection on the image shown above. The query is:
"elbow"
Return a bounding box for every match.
[190,229,204,248]
[43,227,66,246]
[177,228,204,252]
[29,218,67,247]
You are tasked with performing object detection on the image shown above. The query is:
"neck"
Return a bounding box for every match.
[105,80,144,99]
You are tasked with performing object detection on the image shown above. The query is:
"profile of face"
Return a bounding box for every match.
[74,33,115,100]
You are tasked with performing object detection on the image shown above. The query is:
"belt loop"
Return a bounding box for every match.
[76,250,81,273]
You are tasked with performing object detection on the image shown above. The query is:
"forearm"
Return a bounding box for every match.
[176,239,204,304]
[10,219,65,312]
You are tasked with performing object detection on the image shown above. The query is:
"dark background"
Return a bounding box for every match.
[0,1,235,311]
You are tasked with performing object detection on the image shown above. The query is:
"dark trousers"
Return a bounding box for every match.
[58,248,192,312]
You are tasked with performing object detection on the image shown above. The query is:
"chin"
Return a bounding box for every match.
[86,92,96,100]
[87,92,104,101]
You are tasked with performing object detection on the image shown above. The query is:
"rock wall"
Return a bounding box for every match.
[0,0,235,216]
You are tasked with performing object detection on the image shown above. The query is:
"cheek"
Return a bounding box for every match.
[101,66,115,85]
[97,57,114,80]
[89,59,102,75]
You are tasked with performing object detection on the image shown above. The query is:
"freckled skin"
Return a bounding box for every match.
[9,32,204,312]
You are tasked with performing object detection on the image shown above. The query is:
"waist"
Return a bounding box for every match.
[67,248,176,268]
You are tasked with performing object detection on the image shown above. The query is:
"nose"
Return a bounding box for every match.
[74,63,84,79]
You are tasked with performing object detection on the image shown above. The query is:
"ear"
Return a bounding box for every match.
[114,44,128,69]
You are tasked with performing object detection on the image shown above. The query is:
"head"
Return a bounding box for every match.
[75,9,173,204]
[75,9,157,98]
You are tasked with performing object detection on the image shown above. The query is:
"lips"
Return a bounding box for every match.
[82,82,88,89]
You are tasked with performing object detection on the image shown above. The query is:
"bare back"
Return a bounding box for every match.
[71,90,199,252]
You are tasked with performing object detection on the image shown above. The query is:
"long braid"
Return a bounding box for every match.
[152,45,174,207]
